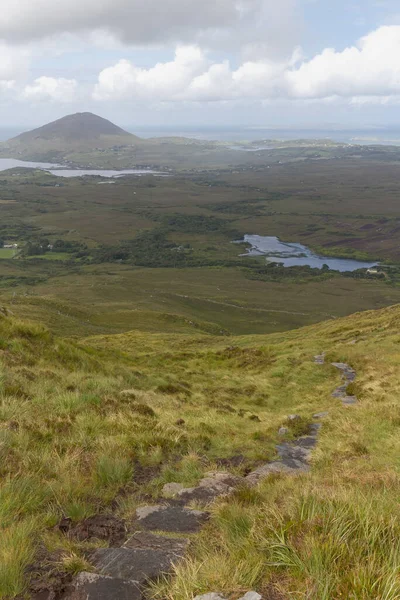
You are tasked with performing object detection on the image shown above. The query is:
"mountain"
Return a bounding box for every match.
[0,112,141,160]
[11,112,138,144]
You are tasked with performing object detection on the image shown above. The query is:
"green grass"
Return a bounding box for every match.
[0,249,16,259]
[0,160,400,340]
[150,304,400,600]
[5,264,400,339]
[0,307,337,597]
[4,149,400,597]
[25,252,71,261]
[2,301,400,596]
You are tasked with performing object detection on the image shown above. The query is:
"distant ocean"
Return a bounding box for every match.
[2,125,400,145]
[0,128,24,141]
[130,126,400,145]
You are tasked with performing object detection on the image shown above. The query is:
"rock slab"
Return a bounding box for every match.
[63,572,141,600]
[136,504,209,533]
[123,531,189,556]
[91,546,180,584]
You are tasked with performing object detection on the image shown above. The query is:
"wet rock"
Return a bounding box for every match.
[177,484,229,504]
[246,433,316,485]
[123,531,189,556]
[330,362,358,404]
[309,423,322,434]
[277,435,317,460]
[90,546,182,584]
[342,396,357,405]
[314,353,325,365]
[332,384,348,398]
[246,460,306,485]
[203,471,243,487]
[176,471,244,504]
[63,572,141,600]
[331,363,356,382]
[136,504,209,533]
[162,482,184,497]
[313,411,329,419]
[199,477,231,491]
[177,486,219,504]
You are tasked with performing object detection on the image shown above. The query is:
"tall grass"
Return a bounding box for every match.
[0,310,335,597]
[3,304,400,597]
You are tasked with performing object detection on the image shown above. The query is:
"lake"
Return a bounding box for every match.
[241,235,378,272]
[0,158,165,178]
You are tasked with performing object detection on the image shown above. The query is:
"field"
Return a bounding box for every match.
[0,249,17,259]
[1,157,400,337]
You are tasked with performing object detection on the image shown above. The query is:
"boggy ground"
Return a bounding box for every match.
[1,303,400,598]
[3,160,400,340]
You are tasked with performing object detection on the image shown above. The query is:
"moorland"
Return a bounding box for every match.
[2,114,400,599]
[2,149,400,337]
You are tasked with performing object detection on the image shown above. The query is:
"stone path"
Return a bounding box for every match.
[245,420,321,484]
[63,353,357,600]
[315,354,358,405]
[63,472,242,600]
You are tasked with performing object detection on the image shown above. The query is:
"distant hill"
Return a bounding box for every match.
[0,112,141,161]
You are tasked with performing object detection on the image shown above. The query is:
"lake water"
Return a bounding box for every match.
[229,145,274,152]
[0,158,164,178]
[241,235,378,272]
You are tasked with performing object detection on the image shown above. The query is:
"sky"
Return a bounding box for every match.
[1,0,400,129]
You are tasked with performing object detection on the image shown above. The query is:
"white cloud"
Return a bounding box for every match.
[93,46,207,101]
[93,45,294,102]
[22,76,78,102]
[286,26,400,99]
[0,80,15,92]
[0,41,30,80]
[92,26,400,105]
[0,0,299,57]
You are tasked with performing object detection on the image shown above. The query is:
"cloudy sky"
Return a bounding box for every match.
[2,0,400,128]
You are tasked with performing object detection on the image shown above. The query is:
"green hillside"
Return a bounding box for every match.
[0,113,141,161]
[1,302,400,598]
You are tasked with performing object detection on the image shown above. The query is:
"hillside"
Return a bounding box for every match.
[1,112,388,170]
[0,112,141,161]
[1,303,400,598]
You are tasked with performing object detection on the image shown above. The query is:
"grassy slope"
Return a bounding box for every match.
[151,305,400,600]
[1,304,400,597]
[0,308,333,598]
[6,265,400,338]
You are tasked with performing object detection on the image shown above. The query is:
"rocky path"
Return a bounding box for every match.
[62,354,357,600]
[314,353,358,405]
